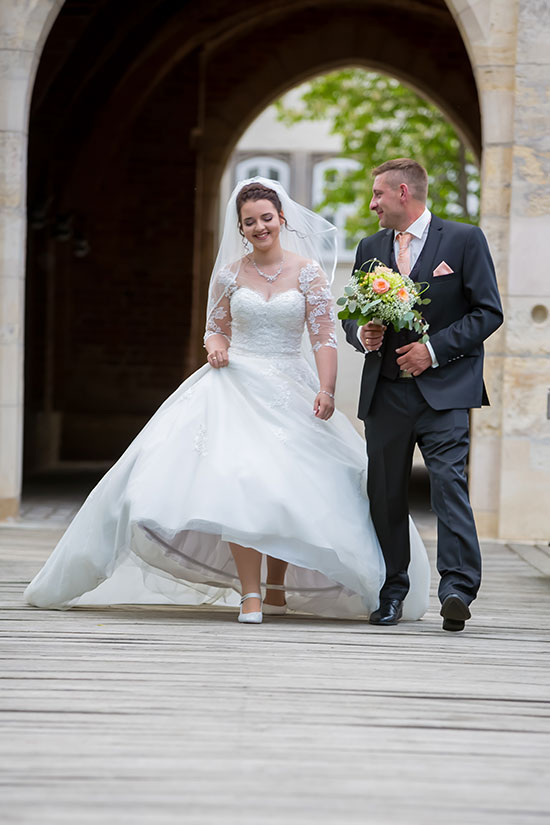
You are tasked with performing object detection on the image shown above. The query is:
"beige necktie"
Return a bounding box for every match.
[396,232,413,276]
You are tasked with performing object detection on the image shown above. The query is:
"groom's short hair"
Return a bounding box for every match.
[372,159,428,203]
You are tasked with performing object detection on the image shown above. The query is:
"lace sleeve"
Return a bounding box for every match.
[204,266,237,344]
[298,263,338,353]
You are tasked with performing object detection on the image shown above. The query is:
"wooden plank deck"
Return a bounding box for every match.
[1,525,549,825]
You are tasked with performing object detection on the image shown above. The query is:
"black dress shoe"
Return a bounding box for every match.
[440,594,471,632]
[369,598,403,626]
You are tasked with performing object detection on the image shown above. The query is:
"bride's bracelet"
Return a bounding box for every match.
[319,389,335,399]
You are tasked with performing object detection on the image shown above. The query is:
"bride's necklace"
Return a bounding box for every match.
[250,255,285,283]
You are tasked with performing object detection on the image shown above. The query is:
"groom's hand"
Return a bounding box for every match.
[359,322,386,352]
[395,342,432,376]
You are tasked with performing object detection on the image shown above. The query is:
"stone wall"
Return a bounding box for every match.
[25,54,200,464]
[0,0,64,517]
[449,0,550,540]
[496,0,550,538]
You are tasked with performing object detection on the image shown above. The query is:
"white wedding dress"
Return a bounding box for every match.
[25,261,430,619]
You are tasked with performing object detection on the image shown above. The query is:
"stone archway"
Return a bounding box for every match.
[21,0,481,476]
[1,0,548,541]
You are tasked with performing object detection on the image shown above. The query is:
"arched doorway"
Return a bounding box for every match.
[23,0,479,474]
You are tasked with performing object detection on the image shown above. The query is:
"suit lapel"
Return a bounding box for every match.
[417,215,444,280]
[365,220,443,277]
[377,229,394,268]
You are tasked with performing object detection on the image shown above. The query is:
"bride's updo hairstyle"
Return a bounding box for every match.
[236,183,286,235]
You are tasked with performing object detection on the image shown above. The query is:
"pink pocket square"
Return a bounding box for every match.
[433,261,454,277]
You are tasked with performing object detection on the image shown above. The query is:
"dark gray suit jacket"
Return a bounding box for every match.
[342,216,504,417]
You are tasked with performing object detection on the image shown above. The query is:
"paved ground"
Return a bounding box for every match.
[1,473,549,824]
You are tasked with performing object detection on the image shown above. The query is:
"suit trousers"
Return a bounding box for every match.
[364,376,482,605]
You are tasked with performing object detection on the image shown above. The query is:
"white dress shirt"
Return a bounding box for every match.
[357,207,438,367]
[393,207,431,272]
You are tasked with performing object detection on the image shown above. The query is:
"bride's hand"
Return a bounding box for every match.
[207,347,229,368]
[314,391,335,420]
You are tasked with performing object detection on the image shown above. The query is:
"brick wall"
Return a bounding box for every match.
[26,56,200,464]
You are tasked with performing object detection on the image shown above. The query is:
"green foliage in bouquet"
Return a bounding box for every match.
[337,259,431,343]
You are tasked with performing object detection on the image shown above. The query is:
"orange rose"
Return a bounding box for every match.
[372,277,390,295]
[397,288,410,302]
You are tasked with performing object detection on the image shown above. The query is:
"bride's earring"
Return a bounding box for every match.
[239,227,251,252]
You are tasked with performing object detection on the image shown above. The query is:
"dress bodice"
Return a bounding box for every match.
[204,261,338,357]
[230,287,305,356]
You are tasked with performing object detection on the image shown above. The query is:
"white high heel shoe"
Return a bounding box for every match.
[238,592,263,624]
[262,583,288,616]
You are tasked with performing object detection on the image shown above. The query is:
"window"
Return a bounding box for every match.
[236,156,291,191]
[312,158,361,262]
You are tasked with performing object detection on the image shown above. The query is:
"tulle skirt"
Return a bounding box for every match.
[24,351,430,620]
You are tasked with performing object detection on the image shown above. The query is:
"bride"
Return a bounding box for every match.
[25,178,430,622]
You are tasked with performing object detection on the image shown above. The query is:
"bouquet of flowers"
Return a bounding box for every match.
[336,259,431,342]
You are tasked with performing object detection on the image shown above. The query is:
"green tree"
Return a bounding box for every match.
[276,69,480,241]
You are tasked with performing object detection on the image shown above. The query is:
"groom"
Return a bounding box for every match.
[343,158,503,631]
